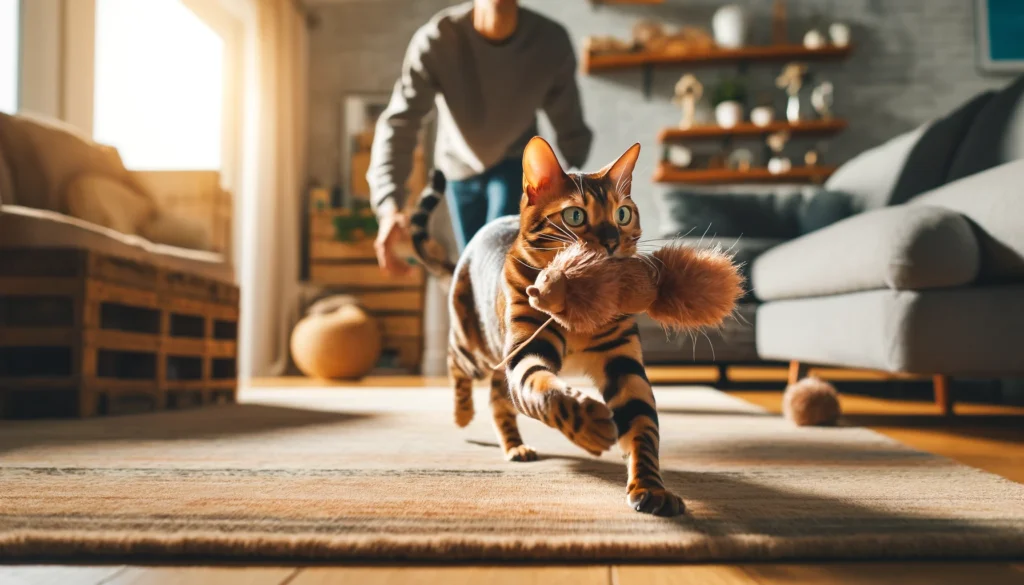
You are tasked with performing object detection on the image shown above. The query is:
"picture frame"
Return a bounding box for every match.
[975,0,1024,73]
[339,92,434,208]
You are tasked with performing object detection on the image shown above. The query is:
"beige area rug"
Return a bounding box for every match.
[1,386,1023,562]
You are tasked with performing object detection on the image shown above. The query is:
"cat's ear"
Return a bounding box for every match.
[599,143,641,197]
[522,136,568,206]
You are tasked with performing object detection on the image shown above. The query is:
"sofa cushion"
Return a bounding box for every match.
[756,286,1024,375]
[0,112,132,213]
[751,205,979,301]
[654,189,804,239]
[910,159,1024,281]
[888,90,996,206]
[946,74,1024,182]
[824,124,928,212]
[0,204,232,283]
[65,173,156,235]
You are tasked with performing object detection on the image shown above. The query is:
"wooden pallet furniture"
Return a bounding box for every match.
[0,248,239,419]
[308,210,425,372]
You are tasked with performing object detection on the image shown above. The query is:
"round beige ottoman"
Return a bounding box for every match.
[291,295,381,380]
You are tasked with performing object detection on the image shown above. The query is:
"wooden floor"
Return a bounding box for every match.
[5,372,1024,585]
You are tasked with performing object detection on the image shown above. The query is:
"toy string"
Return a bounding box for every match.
[492,316,557,371]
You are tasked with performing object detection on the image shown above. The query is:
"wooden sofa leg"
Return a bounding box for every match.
[933,375,954,416]
[788,360,810,386]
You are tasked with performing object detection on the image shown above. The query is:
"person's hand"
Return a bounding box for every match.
[374,206,412,277]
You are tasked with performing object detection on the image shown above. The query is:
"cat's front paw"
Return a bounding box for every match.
[550,391,616,456]
[505,444,538,462]
[627,486,685,517]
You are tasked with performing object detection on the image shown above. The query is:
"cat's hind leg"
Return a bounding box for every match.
[489,368,537,462]
[448,348,477,428]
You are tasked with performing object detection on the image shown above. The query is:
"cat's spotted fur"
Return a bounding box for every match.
[411,138,683,516]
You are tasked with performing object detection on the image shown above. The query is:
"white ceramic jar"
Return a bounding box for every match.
[712,5,746,49]
[715,101,744,128]
[750,106,775,127]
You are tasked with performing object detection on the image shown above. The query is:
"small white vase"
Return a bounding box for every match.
[768,157,792,175]
[803,29,826,50]
[750,106,775,127]
[712,5,746,49]
[829,23,850,47]
[714,101,743,128]
[667,145,692,168]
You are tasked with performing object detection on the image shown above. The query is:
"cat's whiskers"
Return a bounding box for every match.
[545,217,579,243]
[536,232,573,245]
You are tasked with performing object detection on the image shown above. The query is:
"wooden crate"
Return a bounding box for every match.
[307,211,425,372]
[0,248,240,419]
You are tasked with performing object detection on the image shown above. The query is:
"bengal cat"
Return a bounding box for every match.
[410,137,683,516]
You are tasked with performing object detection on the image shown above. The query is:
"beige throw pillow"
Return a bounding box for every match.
[65,173,155,235]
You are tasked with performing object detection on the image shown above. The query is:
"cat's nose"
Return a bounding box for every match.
[595,223,619,254]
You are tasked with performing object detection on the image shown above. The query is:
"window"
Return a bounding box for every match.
[0,0,17,114]
[93,0,224,170]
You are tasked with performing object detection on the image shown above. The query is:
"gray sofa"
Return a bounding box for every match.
[645,76,1024,409]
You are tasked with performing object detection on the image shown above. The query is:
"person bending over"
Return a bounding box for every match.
[368,0,593,275]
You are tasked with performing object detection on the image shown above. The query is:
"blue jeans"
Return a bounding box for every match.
[446,158,523,252]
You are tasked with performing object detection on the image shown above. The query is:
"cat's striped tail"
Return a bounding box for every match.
[409,170,456,277]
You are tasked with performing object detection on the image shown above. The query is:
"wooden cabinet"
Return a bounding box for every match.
[306,210,425,372]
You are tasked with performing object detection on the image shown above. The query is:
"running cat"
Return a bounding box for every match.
[410,137,683,516]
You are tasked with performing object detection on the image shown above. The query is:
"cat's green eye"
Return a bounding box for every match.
[616,206,633,225]
[561,206,587,227]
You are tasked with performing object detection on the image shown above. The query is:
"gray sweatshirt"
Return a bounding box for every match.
[367,3,593,214]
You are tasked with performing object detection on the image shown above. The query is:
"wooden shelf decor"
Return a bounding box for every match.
[658,119,847,142]
[653,162,837,184]
[582,44,851,74]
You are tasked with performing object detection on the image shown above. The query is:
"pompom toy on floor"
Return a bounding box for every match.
[783,376,842,426]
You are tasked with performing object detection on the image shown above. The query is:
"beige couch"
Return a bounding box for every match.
[0,112,232,282]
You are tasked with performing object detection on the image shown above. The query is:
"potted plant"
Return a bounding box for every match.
[712,79,747,128]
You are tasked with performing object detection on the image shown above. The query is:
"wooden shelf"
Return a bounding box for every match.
[583,44,851,73]
[658,119,847,142]
[653,162,837,184]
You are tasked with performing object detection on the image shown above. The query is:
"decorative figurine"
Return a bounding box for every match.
[767,130,791,175]
[803,29,826,50]
[632,20,666,50]
[584,35,631,55]
[776,63,808,123]
[727,148,754,171]
[829,23,851,47]
[811,81,834,120]
[750,105,775,127]
[673,74,704,129]
[667,144,693,168]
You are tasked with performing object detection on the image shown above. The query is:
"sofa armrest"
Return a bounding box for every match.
[910,159,1024,280]
[751,205,979,301]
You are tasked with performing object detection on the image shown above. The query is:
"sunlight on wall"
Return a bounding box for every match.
[94,0,224,170]
[0,0,17,114]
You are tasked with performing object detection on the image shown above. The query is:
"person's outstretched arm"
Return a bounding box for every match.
[368,26,438,274]
[543,31,593,170]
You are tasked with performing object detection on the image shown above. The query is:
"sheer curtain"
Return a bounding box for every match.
[237,0,308,378]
